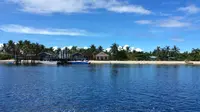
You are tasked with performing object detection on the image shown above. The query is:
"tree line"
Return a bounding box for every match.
[1,40,200,61]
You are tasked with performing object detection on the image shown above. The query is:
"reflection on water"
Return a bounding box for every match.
[1,64,200,111]
[111,64,119,75]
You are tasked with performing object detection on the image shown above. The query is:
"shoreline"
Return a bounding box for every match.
[89,61,200,65]
[0,60,57,65]
[0,60,15,64]
[1,60,200,65]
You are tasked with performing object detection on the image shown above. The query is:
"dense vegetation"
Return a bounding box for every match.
[1,40,200,61]
[0,53,12,60]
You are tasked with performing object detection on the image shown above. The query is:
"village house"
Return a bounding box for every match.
[39,52,57,61]
[150,56,157,61]
[96,52,109,60]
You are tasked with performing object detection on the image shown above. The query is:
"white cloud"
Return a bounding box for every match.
[157,17,190,28]
[0,44,3,51]
[123,45,129,50]
[118,46,123,51]
[149,29,163,34]
[9,0,152,15]
[135,20,152,25]
[67,46,73,50]
[83,46,88,49]
[77,47,81,50]
[9,0,89,14]
[105,48,111,52]
[107,5,152,14]
[135,16,191,28]
[116,45,142,52]
[0,24,91,36]
[159,12,172,17]
[178,5,200,14]
[135,17,191,28]
[158,19,190,28]
[135,48,143,52]
[61,47,67,50]
[130,47,135,52]
[171,38,185,42]
[53,46,58,51]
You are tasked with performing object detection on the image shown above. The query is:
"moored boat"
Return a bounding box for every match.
[6,61,15,65]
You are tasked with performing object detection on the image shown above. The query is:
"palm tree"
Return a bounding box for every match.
[90,44,96,53]
[17,40,23,49]
[165,46,170,53]
[126,46,130,53]
[56,48,61,58]
[154,46,161,60]
[64,47,69,59]
[164,46,170,60]
[16,40,24,55]
[71,46,78,54]
[155,46,160,54]
[7,40,15,56]
[110,43,119,60]
[172,46,180,53]
[98,46,103,52]
[3,43,8,53]
[171,45,180,60]
[191,48,200,61]
[34,43,43,55]
[49,47,54,52]
[22,40,31,55]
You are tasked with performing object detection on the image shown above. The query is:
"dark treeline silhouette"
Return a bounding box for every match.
[0,40,200,61]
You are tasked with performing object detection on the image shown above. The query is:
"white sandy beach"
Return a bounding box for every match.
[89,61,200,65]
[0,60,15,64]
[38,61,57,65]
[0,60,57,65]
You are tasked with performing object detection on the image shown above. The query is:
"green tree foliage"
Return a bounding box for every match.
[171,45,180,60]
[116,50,128,60]
[153,46,181,61]
[2,40,200,61]
[89,44,97,53]
[2,40,46,57]
[0,53,12,60]
[110,43,119,60]
[71,46,78,54]
[190,48,200,61]
[98,46,103,52]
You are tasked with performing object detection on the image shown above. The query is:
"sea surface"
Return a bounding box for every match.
[0,64,200,112]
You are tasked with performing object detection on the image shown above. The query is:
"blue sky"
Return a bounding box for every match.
[0,0,200,51]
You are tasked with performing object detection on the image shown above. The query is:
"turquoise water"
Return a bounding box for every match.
[1,64,200,112]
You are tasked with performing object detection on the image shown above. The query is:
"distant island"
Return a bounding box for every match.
[0,40,200,65]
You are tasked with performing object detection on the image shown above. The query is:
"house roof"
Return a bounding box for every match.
[150,56,157,59]
[26,54,37,57]
[72,53,83,57]
[39,52,54,56]
[96,52,109,57]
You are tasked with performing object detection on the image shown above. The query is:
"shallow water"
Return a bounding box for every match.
[0,64,200,112]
